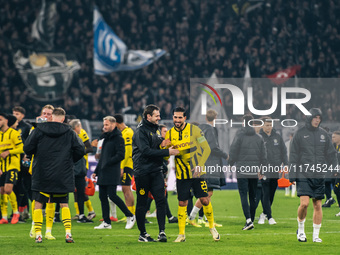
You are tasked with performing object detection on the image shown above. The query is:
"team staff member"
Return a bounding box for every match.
[0,113,24,224]
[114,114,135,219]
[258,117,288,225]
[229,114,267,231]
[92,116,135,230]
[290,108,338,243]
[332,131,340,217]
[24,108,85,243]
[165,107,220,242]
[133,105,179,242]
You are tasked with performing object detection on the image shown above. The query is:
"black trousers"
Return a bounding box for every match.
[237,178,258,222]
[325,179,335,200]
[135,171,166,235]
[75,175,86,216]
[261,178,278,219]
[99,185,133,224]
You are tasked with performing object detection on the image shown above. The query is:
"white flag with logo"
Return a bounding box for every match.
[93,7,165,75]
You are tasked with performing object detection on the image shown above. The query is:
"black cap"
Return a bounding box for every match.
[7,114,17,127]
[0,112,8,119]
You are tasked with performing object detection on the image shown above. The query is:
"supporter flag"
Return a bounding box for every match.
[12,46,80,101]
[93,7,166,75]
[31,0,57,50]
[266,65,301,85]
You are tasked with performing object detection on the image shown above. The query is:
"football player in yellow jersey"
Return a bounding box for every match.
[69,119,95,222]
[0,113,24,224]
[114,114,135,218]
[165,107,220,242]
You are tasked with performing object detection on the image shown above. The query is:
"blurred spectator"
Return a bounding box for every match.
[1,0,340,121]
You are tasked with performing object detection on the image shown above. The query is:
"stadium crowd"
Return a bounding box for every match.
[1,0,340,121]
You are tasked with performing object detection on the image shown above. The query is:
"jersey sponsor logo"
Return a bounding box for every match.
[173,141,192,149]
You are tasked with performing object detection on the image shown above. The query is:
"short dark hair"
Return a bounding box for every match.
[52,107,66,116]
[206,109,217,122]
[159,124,166,130]
[243,114,254,124]
[143,104,159,119]
[172,106,186,117]
[12,106,26,115]
[260,116,272,122]
[7,114,17,127]
[333,130,340,136]
[114,114,124,124]
[0,112,8,119]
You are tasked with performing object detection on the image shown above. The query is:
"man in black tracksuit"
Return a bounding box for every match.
[133,104,179,242]
[258,118,288,225]
[289,108,338,243]
[92,116,135,230]
[24,107,85,243]
[229,114,267,231]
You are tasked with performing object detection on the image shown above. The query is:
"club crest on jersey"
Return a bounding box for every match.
[273,139,279,145]
[139,188,145,195]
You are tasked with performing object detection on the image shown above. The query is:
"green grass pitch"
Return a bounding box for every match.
[1,189,340,254]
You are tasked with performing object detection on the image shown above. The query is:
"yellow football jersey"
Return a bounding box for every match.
[165,123,210,180]
[79,129,90,169]
[121,126,134,169]
[0,128,24,172]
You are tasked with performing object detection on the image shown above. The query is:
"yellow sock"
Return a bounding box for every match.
[203,202,214,229]
[33,209,43,235]
[45,203,55,230]
[84,200,94,212]
[8,191,18,214]
[1,194,8,219]
[128,205,135,215]
[62,207,71,234]
[178,206,187,235]
[74,202,79,215]
[31,200,35,220]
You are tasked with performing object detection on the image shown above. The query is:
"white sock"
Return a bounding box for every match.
[297,218,305,234]
[313,223,321,240]
[291,184,296,196]
[246,218,252,224]
[285,187,290,195]
[169,216,174,220]
[108,199,117,218]
[189,206,200,221]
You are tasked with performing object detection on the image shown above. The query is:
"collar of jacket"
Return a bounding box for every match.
[260,128,277,137]
[142,118,159,133]
[101,127,119,140]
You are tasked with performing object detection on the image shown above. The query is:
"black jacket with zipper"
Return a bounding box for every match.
[24,122,85,193]
[132,118,169,177]
[94,127,125,186]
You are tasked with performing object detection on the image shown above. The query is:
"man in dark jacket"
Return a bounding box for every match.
[188,109,228,227]
[290,108,338,243]
[229,114,267,231]
[12,106,32,221]
[133,104,179,242]
[258,117,288,225]
[332,131,340,216]
[24,107,85,243]
[92,116,135,230]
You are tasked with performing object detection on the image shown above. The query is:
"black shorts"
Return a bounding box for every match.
[176,178,208,201]
[0,169,19,186]
[297,179,325,200]
[33,191,69,204]
[120,167,134,186]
